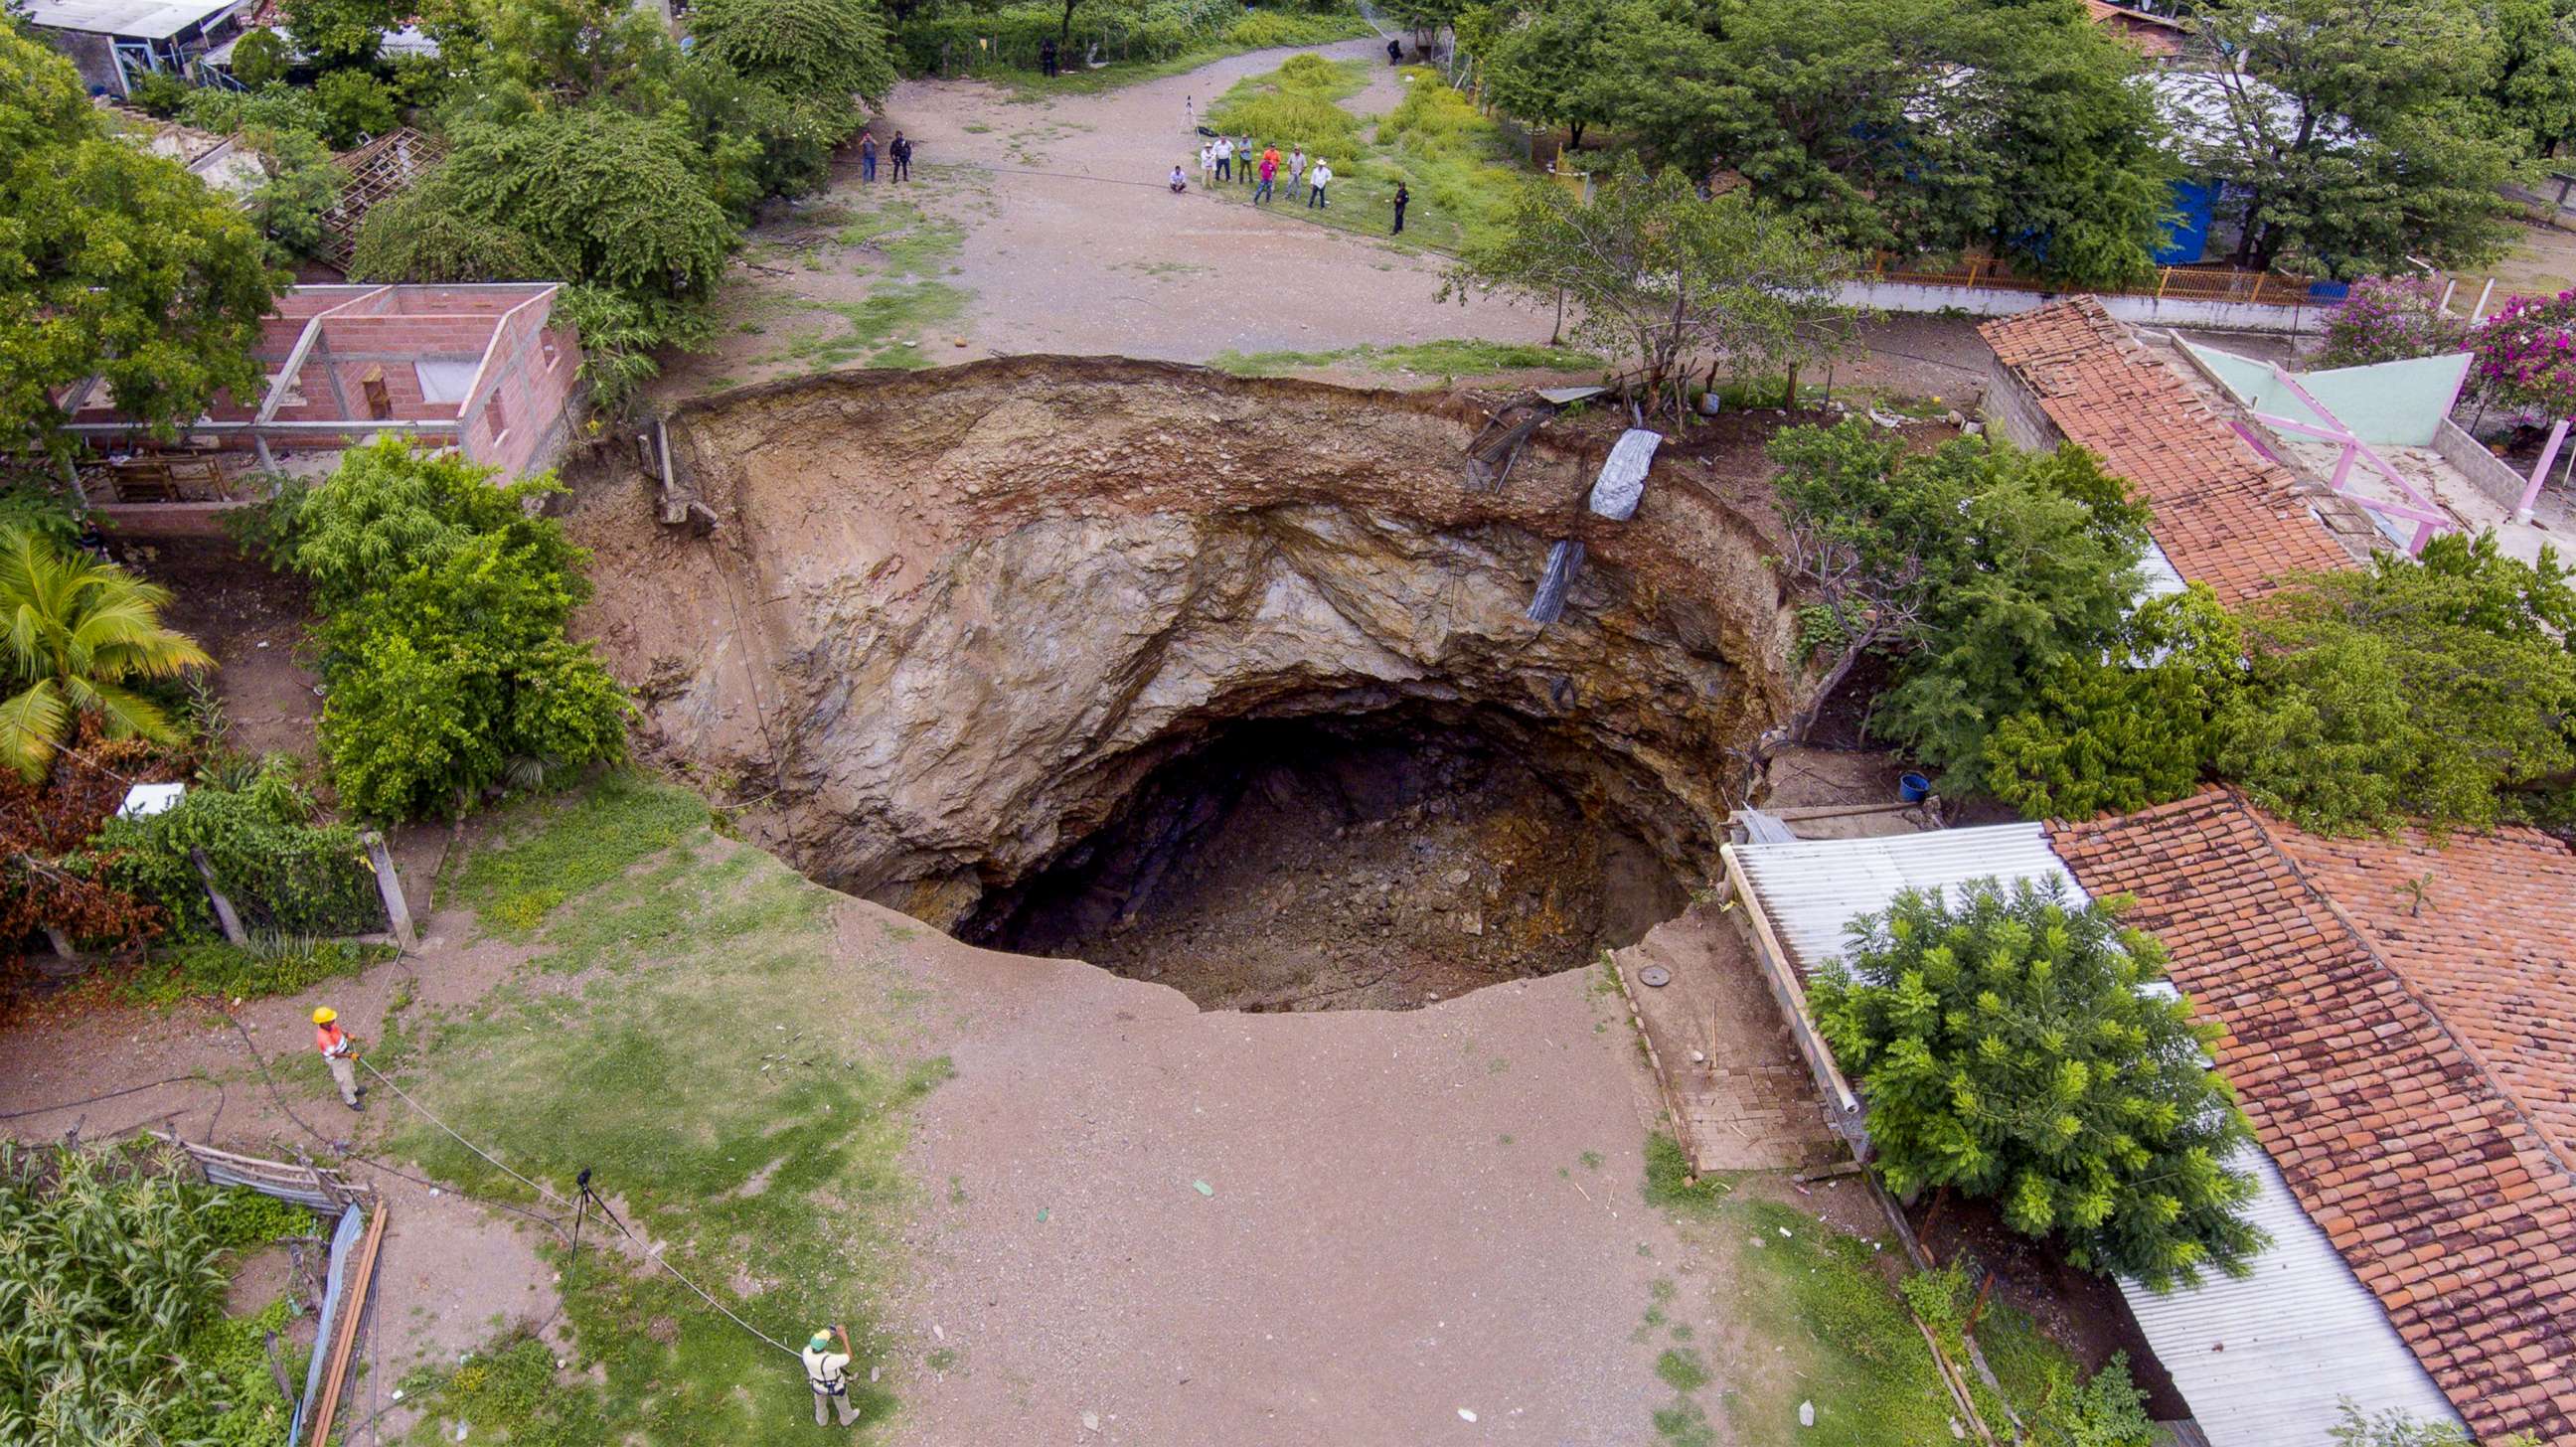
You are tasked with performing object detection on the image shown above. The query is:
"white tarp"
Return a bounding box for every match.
[1587,428,1661,520]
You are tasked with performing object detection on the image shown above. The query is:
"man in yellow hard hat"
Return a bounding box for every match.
[312,1007,364,1111]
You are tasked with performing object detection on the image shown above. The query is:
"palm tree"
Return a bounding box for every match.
[0,527,213,781]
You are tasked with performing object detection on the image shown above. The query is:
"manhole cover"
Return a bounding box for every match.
[1638,965,1672,988]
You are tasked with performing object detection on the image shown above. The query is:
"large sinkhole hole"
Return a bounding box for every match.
[961,707,1687,1012]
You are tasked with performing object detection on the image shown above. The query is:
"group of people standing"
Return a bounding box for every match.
[856,127,913,183]
[1182,135,1409,234]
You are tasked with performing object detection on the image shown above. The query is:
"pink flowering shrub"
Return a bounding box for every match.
[2313,276,2469,369]
[2470,288,2576,417]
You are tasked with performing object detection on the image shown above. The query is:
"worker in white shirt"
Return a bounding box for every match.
[802,1325,860,1426]
[1307,159,1333,209]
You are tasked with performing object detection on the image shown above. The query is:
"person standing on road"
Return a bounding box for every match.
[1391,181,1409,234]
[1214,134,1232,182]
[1237,133,1255,184]
[889,131,912,182]
[1286,145,1306,201]
[1199,139,1215,188]
[804,1327,860,1427]
[1307,158,1332,208]
[313,1007,363,1111]
[1040,36,1058,78]
[858,128,878,183]
[1254,146,1277,203]
[1387,36,1402,65]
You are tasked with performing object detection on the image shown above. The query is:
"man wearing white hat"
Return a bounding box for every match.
[802,1324,859,1426]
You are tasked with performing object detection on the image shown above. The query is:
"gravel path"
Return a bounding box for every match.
[879,901,1722,1446]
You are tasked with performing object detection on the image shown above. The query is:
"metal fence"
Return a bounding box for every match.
[1861,252,2335,308]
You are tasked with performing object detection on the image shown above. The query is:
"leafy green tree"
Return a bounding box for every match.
[1812,879,2264,1291]
[348,169,566,282]
[437,104,735,302]
[261,439,631,820]
[182,80,330,139]
[421,0,679,109]
[2187,0,2521,275]
[228,25,294,88]
[280,0,398,67]
[1983,586,2247,820]
[242,125,344,258]
[314,67,399,147]
[263,434,561,605]
[2219,533,2576,832]
[2329,1400,2540,1446]
[2490,0,2576,157]
[0,28,280,458]
[692,0,896,109]
[1579,0,2174,283]
[1768,422,2151,789]
[1442,162,1852,422]
[1460,0,1624,149]
[0,528,214,782]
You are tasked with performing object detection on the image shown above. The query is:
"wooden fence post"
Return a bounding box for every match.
[190,848,250,946]
[360,830,417,949]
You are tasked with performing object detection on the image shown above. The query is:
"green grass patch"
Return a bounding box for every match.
[1722,1197,1958,1446]
[70,935,396,1009]
[444,772,710,939]
[976,9,1374,100]
[389,779,941,1446]
[1208,339,1604,379]
[835,200,967,276]
[768,284,972,373]
[1656,1347,1712,1394]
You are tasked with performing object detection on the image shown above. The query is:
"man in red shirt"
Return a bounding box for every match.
[313,1007,364,1111]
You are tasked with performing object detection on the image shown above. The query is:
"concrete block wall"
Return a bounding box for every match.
[1980,356,2069,452]
[1842,278,2323,336]
[460,299,582,480]
[2434,418,2540,516]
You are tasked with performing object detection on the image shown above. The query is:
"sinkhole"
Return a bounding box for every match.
[960,706,1688,1012]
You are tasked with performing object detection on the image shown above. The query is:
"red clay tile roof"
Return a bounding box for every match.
[2083,0,2191,56]
[1981,298,2352,607]
[2048,791,2576,1443]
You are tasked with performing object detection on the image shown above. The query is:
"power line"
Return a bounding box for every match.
[0,1074,204,1120]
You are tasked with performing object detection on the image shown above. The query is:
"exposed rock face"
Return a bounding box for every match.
[562,357,1800,927]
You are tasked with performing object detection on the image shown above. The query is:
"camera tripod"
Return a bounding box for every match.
[567,1167,629,1266]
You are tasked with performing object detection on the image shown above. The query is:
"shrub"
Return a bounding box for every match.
[228,26,293,88]
[348,171,567,285]
[104,935,395,1007]
[1769,422,2150,790]
[182,82,329,142]
[264,440,632,821]
[2312,276,2470,369]
[2471,287,2576,417]
[91,756,385,940]
[1811,879,2264,1291]
[126,70,193,117]
[314,68,399,147]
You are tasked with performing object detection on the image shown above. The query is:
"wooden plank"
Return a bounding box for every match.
[306,1204,389,1447]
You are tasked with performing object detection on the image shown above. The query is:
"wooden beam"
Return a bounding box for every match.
[307,1204,390,1447]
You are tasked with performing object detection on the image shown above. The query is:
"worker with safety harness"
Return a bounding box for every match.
[802,1324,860,1426]
[313,1007,364,1111]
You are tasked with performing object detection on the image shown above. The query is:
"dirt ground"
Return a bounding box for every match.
[125,535,322,765]
[649,35,2007,406]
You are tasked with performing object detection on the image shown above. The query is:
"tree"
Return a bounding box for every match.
[2187,0,2521,275]
[0,528,214,782]
[1441,163,1852,422]
[228,25,294,88]
[262,433,562,605]
[2218,533,2576,832]
[242,126,344,258]
[314,67,399,147]
[436,105,735,302]
[348,170,567,283]
[2490,0,2576,157]
[279,0,398,67]
[1767,422,2151,788]
[1811,878,2265,1291]
[1572,0,2174,284]
[0,28,280,458]
[689,0,895,106]
[1461,0,1624,149]
[1982,585,2248,820]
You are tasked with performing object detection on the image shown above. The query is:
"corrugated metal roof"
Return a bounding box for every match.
[1730,823,2079,977]
[1727,825,2462,1445]
[23,0,239,39]
[2121,1148,2463,1447]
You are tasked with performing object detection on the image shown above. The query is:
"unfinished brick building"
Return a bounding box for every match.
[63,283,584,523]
